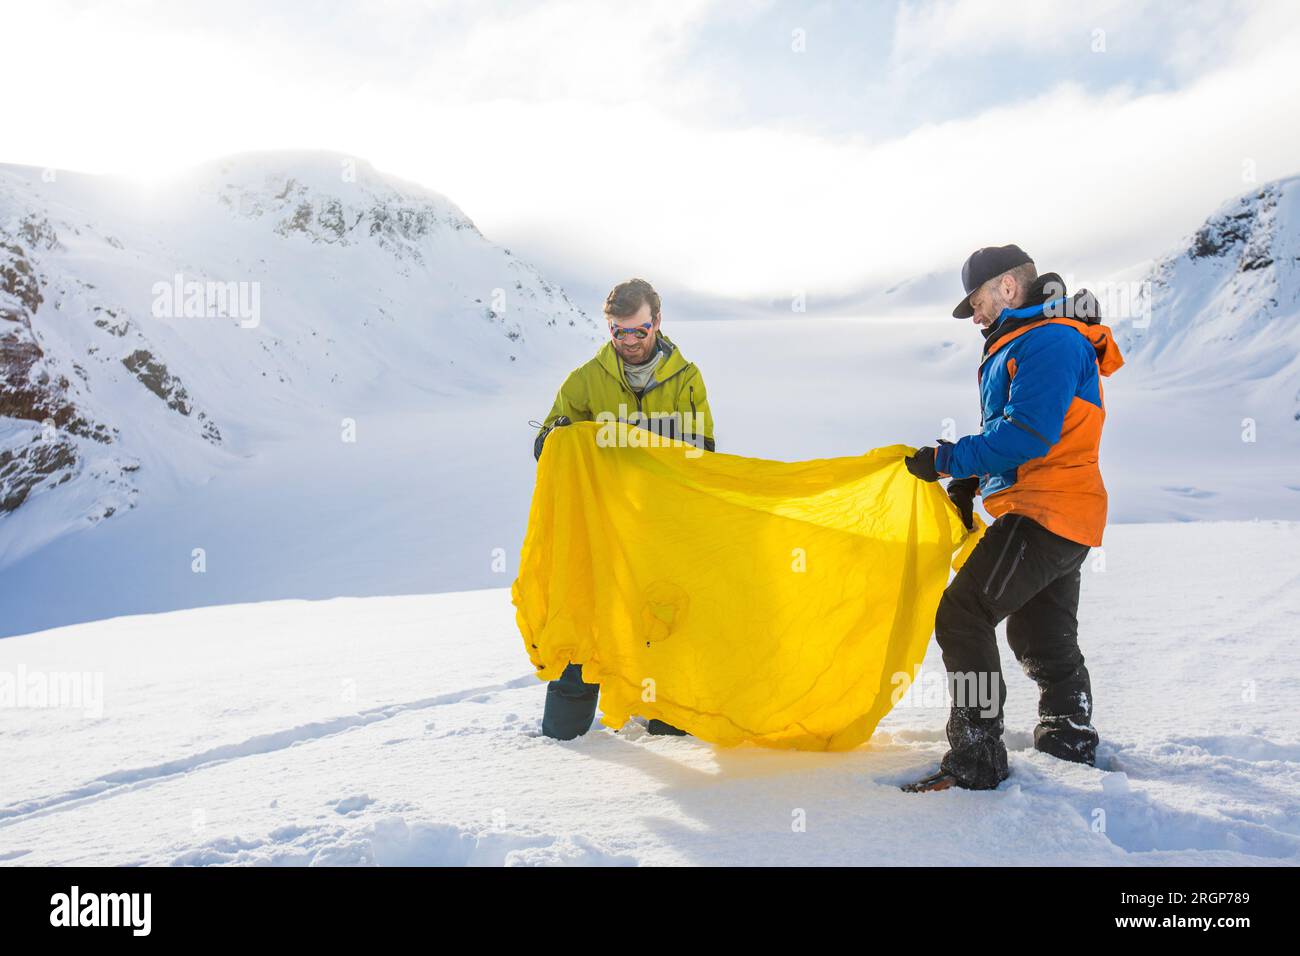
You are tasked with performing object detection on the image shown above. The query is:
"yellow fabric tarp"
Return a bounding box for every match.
[512,421,985,751]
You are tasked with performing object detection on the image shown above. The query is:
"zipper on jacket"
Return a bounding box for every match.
[616,361,645,414]
[609,342,698,443]
[616,362,692,415]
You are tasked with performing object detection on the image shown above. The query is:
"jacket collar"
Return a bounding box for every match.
[981,272,1067,355]
[977,272,1124,376]
[596,332,686,386]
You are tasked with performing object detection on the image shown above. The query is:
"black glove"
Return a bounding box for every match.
[533,416,572,461]
[904,446,940,482]
[946,476,978,532]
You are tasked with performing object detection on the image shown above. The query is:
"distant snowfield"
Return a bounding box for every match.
[4,315,1297,638]
[1,520,1297,866]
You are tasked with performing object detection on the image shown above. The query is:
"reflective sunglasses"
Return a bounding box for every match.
[609,321,653,341]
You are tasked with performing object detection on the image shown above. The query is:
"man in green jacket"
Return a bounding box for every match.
[533,277,716,740]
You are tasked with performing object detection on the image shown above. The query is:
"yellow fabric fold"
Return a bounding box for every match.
[512,421,984,751]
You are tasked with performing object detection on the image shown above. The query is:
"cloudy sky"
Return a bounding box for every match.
[6,0,1300,312]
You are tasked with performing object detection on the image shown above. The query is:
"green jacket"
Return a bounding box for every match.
[534,332,716,458]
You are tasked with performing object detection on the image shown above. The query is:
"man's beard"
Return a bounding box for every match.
[618,337,655,364]
[982,293,1013,326]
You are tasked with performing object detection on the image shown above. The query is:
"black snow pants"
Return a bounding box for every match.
[934,512,1098,789]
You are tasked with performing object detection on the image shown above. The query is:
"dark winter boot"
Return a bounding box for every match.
[646,719,688,736]
[1032,662,1098,765]
[939,705,1010,790]
[1034,720,1097,765]
[542,663,600,740]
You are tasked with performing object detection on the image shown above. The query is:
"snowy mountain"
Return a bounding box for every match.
[1109,175,1300,423]
[3,165,1300,639]
[0,152,598,564]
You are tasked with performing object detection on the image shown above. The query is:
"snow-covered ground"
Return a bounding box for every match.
[2,518,1296,866]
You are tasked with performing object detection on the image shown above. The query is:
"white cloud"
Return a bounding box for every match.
[892,0,1135,66]
[888,0,1251,79]
[391,41,1300,299]
[3,0,1299,302]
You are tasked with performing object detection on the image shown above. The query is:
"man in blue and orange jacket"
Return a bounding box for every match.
[902,244,1124,793]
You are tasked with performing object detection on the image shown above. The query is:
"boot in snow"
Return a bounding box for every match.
[901,769,961,793]
[938,705,1010,789]
[646,719,689,736]
[1034,716,1098,765]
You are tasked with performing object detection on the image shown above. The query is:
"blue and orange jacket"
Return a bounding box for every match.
[934,277,1124,547]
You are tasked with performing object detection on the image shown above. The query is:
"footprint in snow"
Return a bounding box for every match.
[331,794,375,815]
[1160,485,1217,499]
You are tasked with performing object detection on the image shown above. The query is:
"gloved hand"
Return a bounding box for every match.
[905,439,956,482]
[946,476,979,532]
[904,440,950,482]
[904,446,938,481]
[533,416,573,461]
